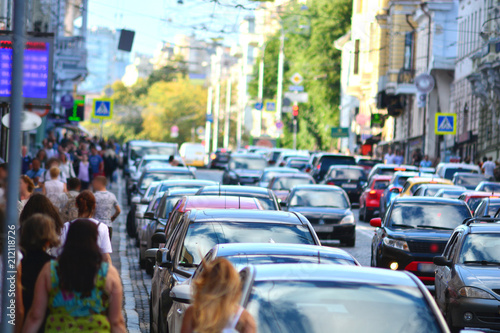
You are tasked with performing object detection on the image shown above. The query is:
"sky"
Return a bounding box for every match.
[86,0,259,56]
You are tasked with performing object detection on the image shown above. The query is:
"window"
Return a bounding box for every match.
[354,39,360,75]
[443,231,460,259]
[403,32,413,70]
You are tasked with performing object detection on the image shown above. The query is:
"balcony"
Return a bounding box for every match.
[395,68,416,95]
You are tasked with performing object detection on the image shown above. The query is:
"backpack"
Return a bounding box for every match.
[61,192,79,222]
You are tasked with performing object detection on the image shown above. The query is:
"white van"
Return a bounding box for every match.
[179,143,205,167]
[435,162,480,180]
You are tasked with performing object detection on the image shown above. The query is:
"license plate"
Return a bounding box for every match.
[418,263,435,273]
[313,225,334,233]
[342,184,357,189]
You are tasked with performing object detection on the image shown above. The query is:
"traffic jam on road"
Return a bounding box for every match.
[123,140,500,333]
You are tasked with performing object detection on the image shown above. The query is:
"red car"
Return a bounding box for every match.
[457,191,500,215]
[359,175,391,221]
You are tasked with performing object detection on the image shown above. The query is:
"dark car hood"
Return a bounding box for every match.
[288,207,350,219]
[234,169,263,178]
[456,265,500,290]
[388,228,454,242]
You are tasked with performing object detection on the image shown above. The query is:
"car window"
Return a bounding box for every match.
[444,168,477,180]
[328,168,365,180]
[226,254,357,267]
[373,180,389,190]
[443,231,460,260]
[389,203,471,229]
[467,198,483,212]
[230,157,267,170]
[488,203,500,216]
[413,188,423,196]
[272,177,314,190]
[289,190,349,208]
[401,182,411,194]
[474,201,486,217]
[460,233,500,263]
[319,156,356,172]
[480,183,500,192]
[165,210,184,242]
[396,176,411,187]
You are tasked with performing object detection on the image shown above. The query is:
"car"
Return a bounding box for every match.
[370,197,472,287]
[275,150,309,167]
[129,181,160,241]
[452,172,487,190]
[434,188,467,199]
[367,164,419,184]
[222,153,268,185]
[284,184,356,246]
[123,140,152,177]
[148,209,321,333]
[355,156,383,172]
[321,165,367,203]
[133,165,195,196]
[179,142,205,167]
[153,179,217,197]
[257,167,299,188]
[359,175,391,221]
[125,141,179,177]
[475,181,500,192]
[267,173,315,202]
[399,177,454,197]
[209,148,231,169]
[379,171,421,217]
[413,184,466,197]
[419,167,436,174]
[309,153,356,183]
[231,264,450,332]
[265,148,294,166]
[458,191,500,215]
[166,243,360,333]
[434,218,500,332]
[284,157,309,171]
[196,185,280,210]
[435,162,480,180]
[473,197,500,217]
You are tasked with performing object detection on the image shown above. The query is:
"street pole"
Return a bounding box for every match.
[275,26,285,125]
[212,48,221,152]
[236,105,242,149]
[293,101,298,150]
[223,76,231,149]
[2,1,25,332]
[257,47,265,137]
[204,86,213,156]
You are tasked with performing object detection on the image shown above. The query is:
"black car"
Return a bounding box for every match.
[321,165,367,203]
[473,197,500,217]
[309,153,356,182]
[196,185,280,210]
[434,219,500,332]
[222,153,268,185]
[370,197,472,287]
[148,209,320,333]
[209,149,231,169]
[284,185,356,246]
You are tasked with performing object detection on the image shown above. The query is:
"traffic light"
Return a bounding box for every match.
[292,105,299,117]
[371,113,383,127]
[289,118,300,132]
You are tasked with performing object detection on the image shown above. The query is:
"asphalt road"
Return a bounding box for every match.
[195,169,375,266]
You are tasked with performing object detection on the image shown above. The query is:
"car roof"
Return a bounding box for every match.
[437,162,479,169]
[453,172,484,177]
[392,171,420,178]
[478,181,500,185]
[375,164,418,170]
[214,243,357,263]
[328,165,365,170]
[143,165,192,172]
[405,177,453,185]
[416,184,464,189]
[263,167,299,173]
[461,191,500,198]
[271,173,313,179]
[372,175,392,181]
[468,223,500,233]
[158,179,216,187]
[198,185,271,197]
[191,209,304,225]
[230,153,266,159]
[394,196,466,205]
[292,184,343,191]
[165,188,200,196]
[141,154,171,160]
[177,196,263,212]
[250,264,418,286]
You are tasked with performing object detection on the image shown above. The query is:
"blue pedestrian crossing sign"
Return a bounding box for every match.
[435,113,456,135]
[92,98,114,119]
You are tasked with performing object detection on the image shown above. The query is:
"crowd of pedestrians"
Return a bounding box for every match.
[0,133,125,332]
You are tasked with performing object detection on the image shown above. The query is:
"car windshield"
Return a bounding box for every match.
[289,190,349,208]
[179,222,315,266]
[230,157,267,170]
[247,281,442,333]
[444,168,477,180]
[435,190,464,199]
[159,184,204,192]
[374,180,390,190]
[328,168,365,180]
[488,203,500,216]
[424,187,445,197]
[272,177,314,190]
[389,203,471,229]
[141,172,194,189]
[454,175,485,186]
[467,198,484,212]
[262,170,298,181]
[319,156,356,172]
[357,159,382,167]
[460,234,500,263]
[131,145,176,160]
[288,161,308,168]
[226,254,356,267]
[479,183,500,192]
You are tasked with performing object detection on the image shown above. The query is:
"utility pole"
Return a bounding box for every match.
[236,104,242,149]
[204,86,213,155]
[212,47,222,152]
[257,43,265,137]
[275,26,285,125]
[292,104,298,149]
[223,76,231,149]
[2,1,25,332]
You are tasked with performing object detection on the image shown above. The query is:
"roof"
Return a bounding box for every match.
[198,185,272,198]
[468,223,500,233]
[372,175,393,181]
[165,188,200,197]
[461,191,500,198]
[292,184,343,191]
[328,165,365,170]
[230,153,267,159]
[190,209,304,225]
[271,173,313,179]
[375,164,418,170]
[416,184,465,190]
[394,197,466,205]
[263,167,299,173]
[250,264,417,287]
[143,165,192,173]
[141,154,171,160]
[158,179,216,187]
[214,243,357,262]
[453,172,485,177]
[177,195,263,212]
[405,177,453,185]
[437,162,480,170]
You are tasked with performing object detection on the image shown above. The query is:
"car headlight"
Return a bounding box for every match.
[459,287,495,299]
[383,238,409,251]
[340,214,355,224]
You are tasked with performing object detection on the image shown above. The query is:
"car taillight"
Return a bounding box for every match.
[317,163,321,170]
[305,168,311,173]
[210,153,216,160]
[369,190,376,195]
[327,182,335,185]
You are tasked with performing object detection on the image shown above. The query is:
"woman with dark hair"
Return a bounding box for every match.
[22,220,125,333]
[20,194,64,236]
[20,214,60,320]
[36,149,47,169]
[57,190,112,262]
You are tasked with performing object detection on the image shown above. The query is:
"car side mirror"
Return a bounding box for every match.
[370,218,382,228]
[157,248,172,269]
[170,284,191,304]
[144,211,155,220]
[390,188,401,194]
[151,232,166,244]
[145,248,158,260]
[433,256,452,267]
